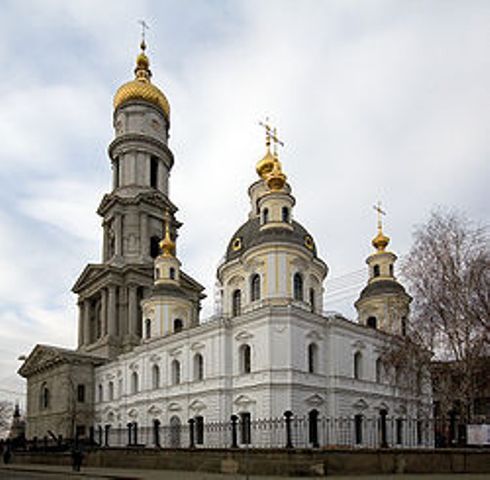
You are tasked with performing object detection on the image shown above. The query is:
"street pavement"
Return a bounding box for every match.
[1,464,490,479]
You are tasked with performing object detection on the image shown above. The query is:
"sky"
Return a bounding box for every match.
[0,0,489,407]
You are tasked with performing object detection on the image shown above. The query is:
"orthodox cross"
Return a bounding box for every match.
[373,201,386,231]
[138,20,149,44]
[259,118,284,156]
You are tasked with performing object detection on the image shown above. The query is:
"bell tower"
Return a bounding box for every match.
[355,203,411,335]
[73,38,179,358]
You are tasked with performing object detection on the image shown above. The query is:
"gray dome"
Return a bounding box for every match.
[225,217,317,262]
[358,280,408,301]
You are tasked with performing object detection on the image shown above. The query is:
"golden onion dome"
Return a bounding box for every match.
[372,229,390,252]
[266,159,287,191]
[256,148,276,179]
[113,41,170,118]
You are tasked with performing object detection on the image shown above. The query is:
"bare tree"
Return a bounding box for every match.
[400,209,489,420]
[0,400,13,438]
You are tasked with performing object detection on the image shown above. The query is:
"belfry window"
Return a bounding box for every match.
[169,267,176,280]
[174,318,183,333]
[309,288,316,313]
[367,316,377,329]
[262,208,269,224]
[389,264,394,276]
[145,318,151,339]
[250,274,260,302]
[282,206,289,223]
[373,265,380,277]
[293,273,304,301]
[232,289,241,317]
[113,157,120,188]
[150,236,160,258]
[150,156,159,189]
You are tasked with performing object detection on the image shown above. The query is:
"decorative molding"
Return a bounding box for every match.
[235,330,254,341]
[168,347,183,357]
[190,342,205,351]
[148,405,162,415]
[234,394,255,406]
[306,330,322,341]
[129,362,139,371]
[168,402,182,412]
[189,399,207,412]
[353,399,369,411]
[149,354,161,363]
[352,340,366,350]
[127,408,138,419]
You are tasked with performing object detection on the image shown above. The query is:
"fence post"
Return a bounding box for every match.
[153,419,161,447]
[104,425,110,447]
[127,422,132,446]
[188,418,195,449]
[230,415,239,448]
[284,410,293,449]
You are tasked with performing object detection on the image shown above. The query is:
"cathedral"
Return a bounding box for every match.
[18,39,431,447]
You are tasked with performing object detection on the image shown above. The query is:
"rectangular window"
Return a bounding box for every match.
[77,384,85,403]
[150,157,158,188]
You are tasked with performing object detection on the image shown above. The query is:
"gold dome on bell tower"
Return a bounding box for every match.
[371,202,390,252]
[113,39,170,118]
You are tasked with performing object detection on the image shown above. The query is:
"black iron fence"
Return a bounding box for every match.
[6,413,489,452]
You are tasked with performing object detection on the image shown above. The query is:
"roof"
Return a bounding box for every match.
[357,280,409,301]
[225,217,317,262]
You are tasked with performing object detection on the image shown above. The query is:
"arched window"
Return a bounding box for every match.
[155,268,160,280]
[308,409,319,447]
[195,416,204,445]
[373,265,380,277]
[150,236,160,258]
[401,317,407,336]
[262,208,269,224]
[309,288,316,313]
[98,384,103,402]
[152,365,160,389]
[173,318,183,333]
[131,372,139,394]
[354,351,362,379]
[108,381,114,401]
[169,267,176,280]
[250,274,260,302]
[282,206,289,223]
[113,157,120,189]
[389,264,394,276]
[193,353,204,381]
[40,383,49,409]
[232,289,241,317]
[367,316,377,329]
[354,414,363,445]
[145,318,151,339]
[375,358,383,383]
[240,344,251,374]
[308,343,318,373]
[293,273,304,301]
[150,156,159,188]
[171,359,181,385]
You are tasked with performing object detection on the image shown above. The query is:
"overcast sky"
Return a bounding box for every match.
[0,0,489,405]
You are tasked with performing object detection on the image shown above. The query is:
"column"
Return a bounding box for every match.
[83,299,91,345]
[107,286,117,336]
[77,302,84,348]
[140,213,148,259]
[115,214,123,257]
[101,289,108,336]
[128,286,138,337]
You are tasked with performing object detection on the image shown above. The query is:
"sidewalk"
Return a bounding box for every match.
[1,464,490,480]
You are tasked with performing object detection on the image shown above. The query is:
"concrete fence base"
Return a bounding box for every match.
[12,448,490,476]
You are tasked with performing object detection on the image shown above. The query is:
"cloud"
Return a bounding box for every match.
[0,0,489,399]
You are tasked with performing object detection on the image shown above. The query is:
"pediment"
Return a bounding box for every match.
[168,347,183,357]
[352,339,366,350]
[149,354,161,363]
[235,331,254,341]
[234,395,255,406]
[128,408,138,419]
[305,394,325,407]
[353,399,369,411]
[306,330,322,341]
[168,402,182,412]
[148,405,162,415]
[18,345,61,377]
[189,399,207,412]
[190,342,205,351]
[72,264,106,293]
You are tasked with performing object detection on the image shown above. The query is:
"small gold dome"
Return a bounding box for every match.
[372,230,390,252]
[113,42,170,118]
[256,148,276,179]
[266,159,287,191]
